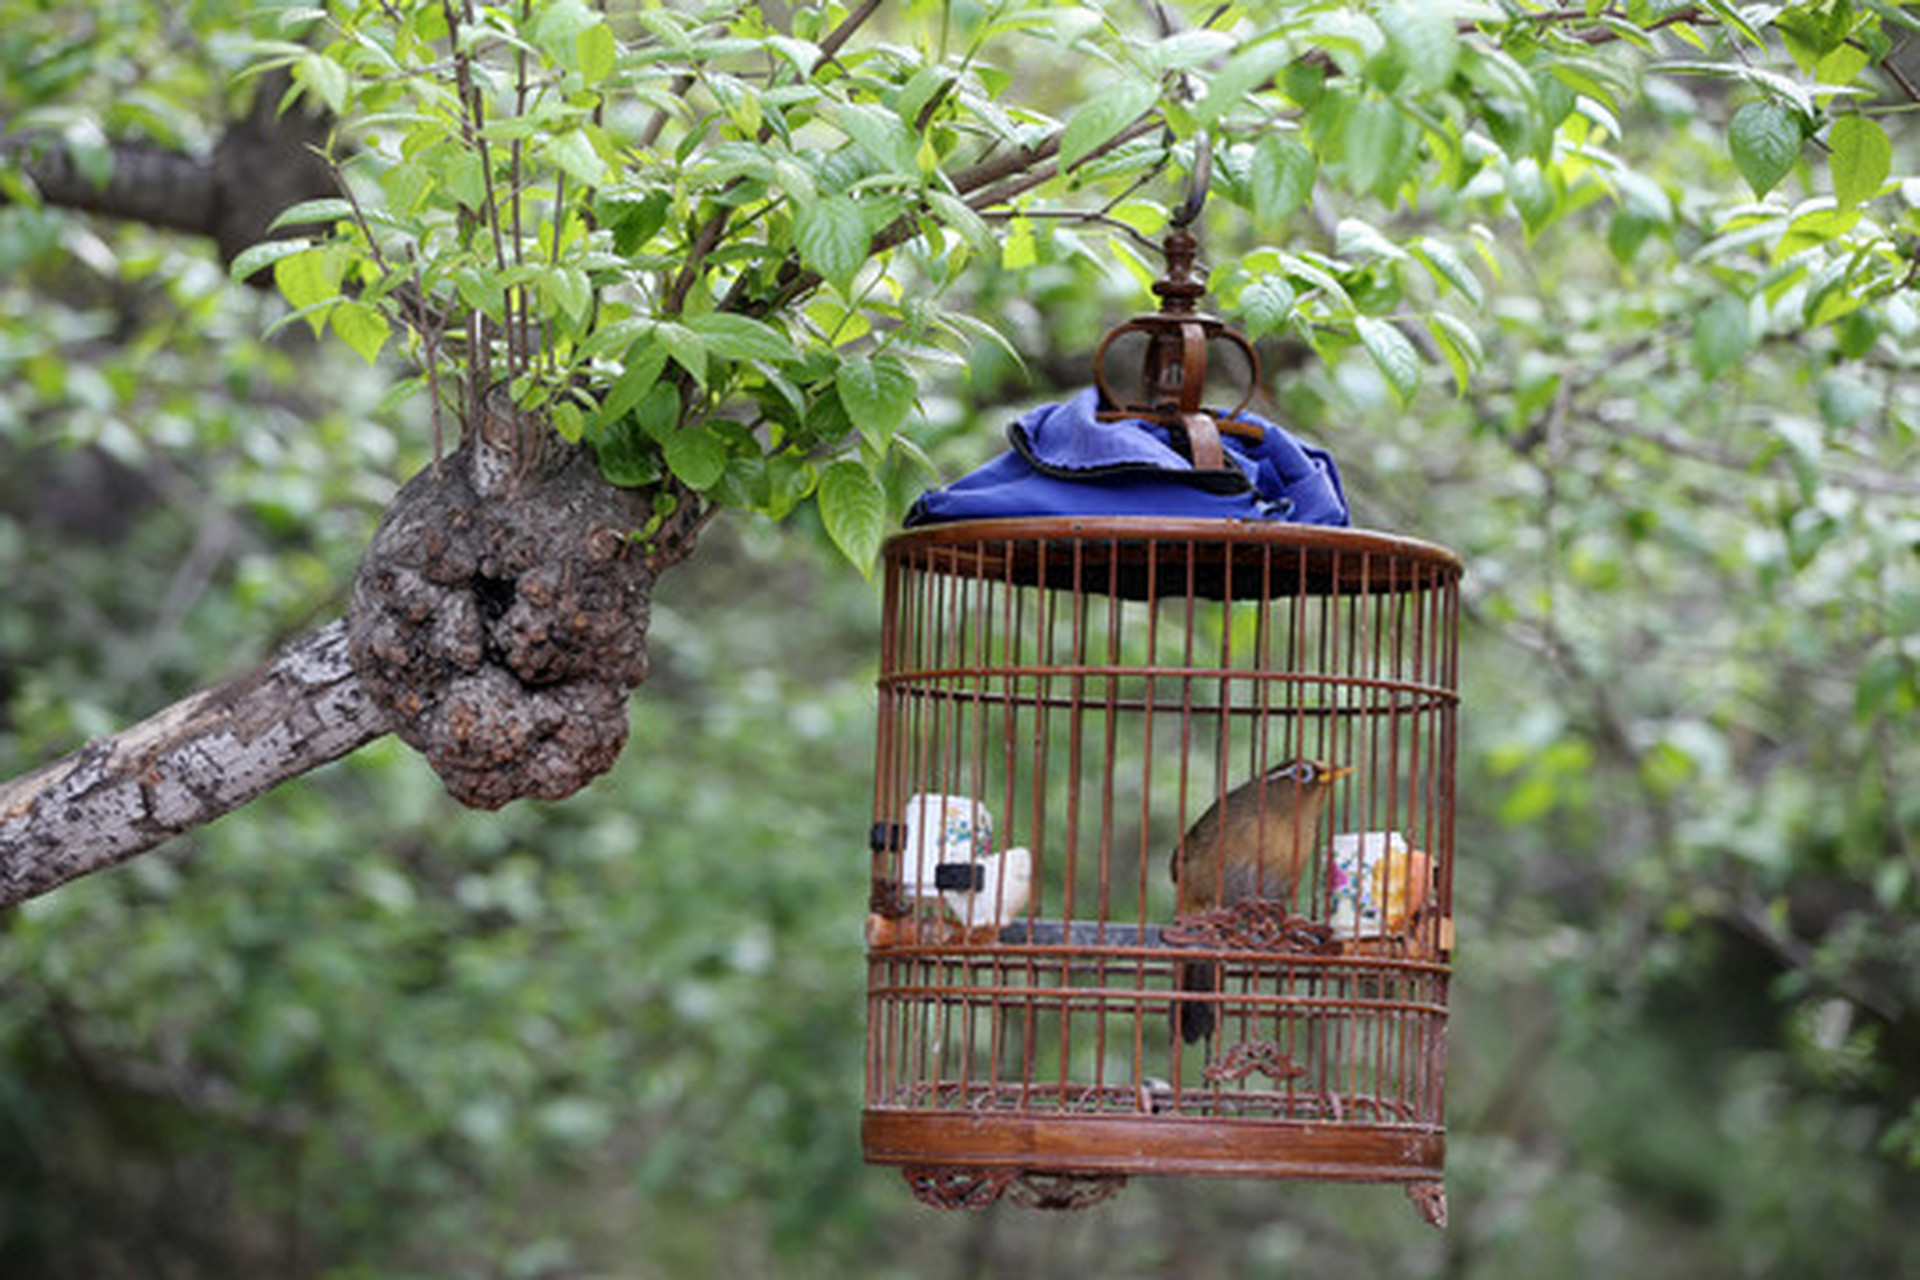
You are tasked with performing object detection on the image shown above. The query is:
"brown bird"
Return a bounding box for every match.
[1169,758,1352,1044]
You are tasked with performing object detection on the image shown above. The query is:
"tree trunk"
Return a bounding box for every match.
[0,620,386,907]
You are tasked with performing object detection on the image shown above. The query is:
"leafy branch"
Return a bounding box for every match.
[229,0,1920,574]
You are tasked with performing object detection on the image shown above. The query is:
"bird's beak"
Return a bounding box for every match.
[1322,764,1355,781]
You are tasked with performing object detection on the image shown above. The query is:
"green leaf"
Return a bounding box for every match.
[898,65,956,132]
[1802,254,1868,327]
[664,424,728,491]
[533,269,584,328]
[1697,0,1768,49]
[1608,209,1658,262]
[1335,217,1408,262]
[926,190,993,250]
[1147,29,1236,73]
[295,53,348,114]
[1612,169,1674,226]
[272,244,347,320]
[454,266,507,322]
[602,188,671,254]
[836,354,917,445]
[1505,157,1555,235]
[1276,251,1354,313]
[1240,276,1296,339]
[1355,315,1420,404]
[1818,368,1880,427]
[1385,0,1459,91]
[837,102,917,174]
[1427,311,1484,393]
[1247,135,1316,221]
[1412,236,1484,308]
[1777,204,1862,258]
[597,342,670,427]
[685,313,798,364]
[654,321,708,387]
[1855,646,1917,721]
[1343,97,1414,200]
[1001,217,1037,270]
[797,195,872,296]
[817,459,887,574]
[761,452,814,520]
[268,198,355,232]
[636,380,682,442]
[1813,41,1870,87]
[1307,9,1386,77]
[1692,294,1754,376]
[577,22,618,86]
[552,400,585,444]
[444,149,487,210]
[547,129,608,187]
[1728,101,1803,197]
[1828,115,1891,209]
[531,0,598,60]
[1196,38,1294,124]
[331,299,391,365]
[589,417,650,484]
[1059,80,1159,169]
[228,238,315,282]
[1833,311,1880,362]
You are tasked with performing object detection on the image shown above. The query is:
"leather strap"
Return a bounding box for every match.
[1178,411,1225,471]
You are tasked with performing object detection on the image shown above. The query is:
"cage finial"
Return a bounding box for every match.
[1092,132,1262,464]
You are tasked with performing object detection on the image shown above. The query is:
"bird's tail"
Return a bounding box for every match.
[1173,960,1216,1044]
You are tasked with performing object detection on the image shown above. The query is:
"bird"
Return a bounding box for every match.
[941,845,1033,930]
[1169,758,1352,1044]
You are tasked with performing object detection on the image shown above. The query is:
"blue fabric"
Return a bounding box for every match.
[905,388,1350,527]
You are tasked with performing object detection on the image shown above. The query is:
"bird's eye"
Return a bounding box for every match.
[1295,762,1318,783]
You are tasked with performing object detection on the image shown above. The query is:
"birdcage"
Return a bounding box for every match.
[860,205,1462,1226]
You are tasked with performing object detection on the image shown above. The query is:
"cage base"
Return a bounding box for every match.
[864,1109,1443,1183]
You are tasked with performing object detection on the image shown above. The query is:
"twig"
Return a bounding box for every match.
[643,480,721,572]
[443,3,507,277]
[637,73,695,150]
[816,0,885,67]
[1505,4,1704,36]
[980,206,1162,253]
[513,8,531,373]
[1880,44,1920,104]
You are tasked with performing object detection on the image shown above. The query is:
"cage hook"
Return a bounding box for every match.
[1170,129,1212,230]
[1090,128,1260,458]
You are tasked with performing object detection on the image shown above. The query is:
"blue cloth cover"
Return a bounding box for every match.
[904,388,1350,527]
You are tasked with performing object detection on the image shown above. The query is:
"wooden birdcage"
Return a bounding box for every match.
[860,215,1462,1226]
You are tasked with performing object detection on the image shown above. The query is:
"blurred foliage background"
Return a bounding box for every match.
[3,1,1919,1276]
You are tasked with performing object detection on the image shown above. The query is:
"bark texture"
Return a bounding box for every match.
[0,621,386,907]
[346,419,656,810]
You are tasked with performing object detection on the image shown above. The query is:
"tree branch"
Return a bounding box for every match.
[816,0,885,66]
[4,136,219,238]
[0,620,387,908]
[2,67,336,270]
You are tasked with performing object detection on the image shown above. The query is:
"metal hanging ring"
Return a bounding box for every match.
[1171,130,1212,229]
